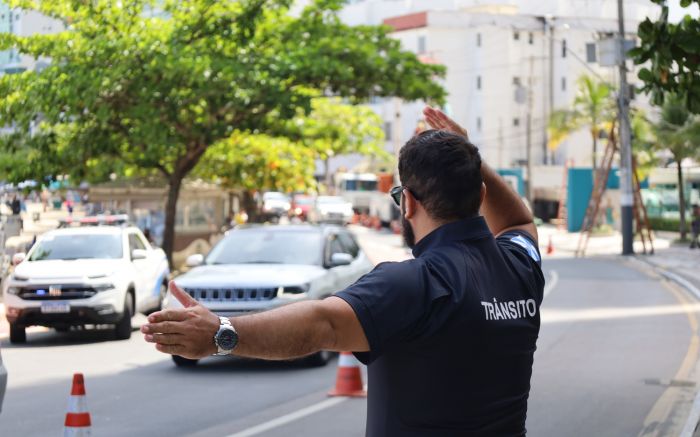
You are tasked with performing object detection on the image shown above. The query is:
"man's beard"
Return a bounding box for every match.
[401,204,416,248]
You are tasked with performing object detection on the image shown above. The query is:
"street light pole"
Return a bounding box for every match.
[617,0,634,255]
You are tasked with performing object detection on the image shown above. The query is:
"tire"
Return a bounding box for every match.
[9,324,26,344]
[115,292,134,340]
[172,355,199,367]
[303,350,334,367]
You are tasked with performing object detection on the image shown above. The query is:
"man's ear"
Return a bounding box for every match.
[403,189,417,219]
[479,183,486,207]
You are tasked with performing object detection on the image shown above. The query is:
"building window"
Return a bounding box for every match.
[477,117,482,132]
[561,77,566,91]
[418,35,426,54]
[513,77,521,86]
[383,121,392,141]
[528,32,534,45]
[513,118,520,127]
[586,43,597,63]
[513,31,520,41]
[476,33,481,47]
[562,39,567,58]
[477,76,482,90]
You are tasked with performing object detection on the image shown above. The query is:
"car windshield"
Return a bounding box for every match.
[294,196,315,205]
[28,234,123,261]
[317,196,345,204]
[264,192,287,200]
[206,229,323,266]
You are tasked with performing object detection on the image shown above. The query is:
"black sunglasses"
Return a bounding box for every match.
[390,185,421,207]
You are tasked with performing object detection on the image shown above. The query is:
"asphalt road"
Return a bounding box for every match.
[0,230,697,436]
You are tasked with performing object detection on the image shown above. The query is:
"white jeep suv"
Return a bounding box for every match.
[3,225,170,343]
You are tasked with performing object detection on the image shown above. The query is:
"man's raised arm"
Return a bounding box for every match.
[423,106,538,243]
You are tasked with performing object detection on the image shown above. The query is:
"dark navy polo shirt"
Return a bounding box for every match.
[336,216,544,436]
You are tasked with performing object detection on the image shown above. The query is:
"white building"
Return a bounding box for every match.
[0,3,61,74]
[338,1,658,173]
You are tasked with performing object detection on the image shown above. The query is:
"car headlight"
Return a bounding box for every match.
[279,284,310,296]
[93,284,115,292]
[6,287,20,295]
[12,274,28,281]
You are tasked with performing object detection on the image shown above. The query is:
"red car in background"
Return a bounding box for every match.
[290,194,316,221]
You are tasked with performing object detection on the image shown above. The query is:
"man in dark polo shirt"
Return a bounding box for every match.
[143,106,544,436]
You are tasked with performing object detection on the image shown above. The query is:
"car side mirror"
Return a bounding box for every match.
[186,254,204,267]
[131,249,148,261]
[12,252,26,266]
[330,252,353,267]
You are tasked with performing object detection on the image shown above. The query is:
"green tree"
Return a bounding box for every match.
[630,1,700,112]
[197,131,317,220]
[0,0,445,263]
[546,75,615,169]
[290,98,388,190]
[652,94,700,240]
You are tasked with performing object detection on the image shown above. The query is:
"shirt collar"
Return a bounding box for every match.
[412,216,492,258]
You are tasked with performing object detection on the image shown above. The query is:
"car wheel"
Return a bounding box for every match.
[172,355,199,367]
[9,324,26,344]
[303,350,335,367]
[114,293,133,340]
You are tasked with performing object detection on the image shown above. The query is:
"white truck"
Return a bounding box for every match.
[334,172,397,226]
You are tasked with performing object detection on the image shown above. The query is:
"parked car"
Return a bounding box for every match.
[2,224,170,343]
[261,192,291,219]
[290,194,316,221]
[309,196,354,225]
[167,224,373,367]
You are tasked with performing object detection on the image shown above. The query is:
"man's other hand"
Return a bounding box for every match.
[423,106,469,140]
[141,281,219,359]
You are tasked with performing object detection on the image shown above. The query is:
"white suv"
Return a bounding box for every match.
[3,225,169,343]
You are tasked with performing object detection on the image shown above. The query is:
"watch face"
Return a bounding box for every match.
[217,328,238,350]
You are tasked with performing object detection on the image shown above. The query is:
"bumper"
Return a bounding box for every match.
[6,305,123,327]
[4,288,125,327]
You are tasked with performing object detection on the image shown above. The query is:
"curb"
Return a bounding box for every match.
[638,259,700,437]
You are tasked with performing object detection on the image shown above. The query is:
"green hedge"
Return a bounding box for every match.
[648,217,683,232]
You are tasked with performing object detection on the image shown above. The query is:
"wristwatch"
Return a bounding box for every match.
[213,316,238,356]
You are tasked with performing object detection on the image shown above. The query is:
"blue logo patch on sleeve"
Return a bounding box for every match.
[510,235,541,262]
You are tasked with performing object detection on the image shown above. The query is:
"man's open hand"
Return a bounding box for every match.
[141,281,220,359]
[423,106,470,140]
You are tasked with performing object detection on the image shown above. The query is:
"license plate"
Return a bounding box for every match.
[41,302,70,314]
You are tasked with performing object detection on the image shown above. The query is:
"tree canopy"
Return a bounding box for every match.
[0,0,445,262]
[630,0,700,112]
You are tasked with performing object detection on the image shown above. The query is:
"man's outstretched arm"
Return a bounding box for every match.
[423,106,538,243]
[142,282,369,360]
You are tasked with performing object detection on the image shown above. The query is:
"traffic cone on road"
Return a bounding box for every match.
[328,352,367,397]
[64,373,91,436]
[547,236,554,255]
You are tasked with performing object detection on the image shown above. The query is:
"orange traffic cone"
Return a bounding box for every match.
[64,373,91,436]
[547,236,554,255]
[328,352,367,397]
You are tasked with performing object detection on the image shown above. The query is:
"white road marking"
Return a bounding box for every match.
[543,270,558,299]
[225,397,348,437]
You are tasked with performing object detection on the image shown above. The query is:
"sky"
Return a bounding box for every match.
[666,0,699,22]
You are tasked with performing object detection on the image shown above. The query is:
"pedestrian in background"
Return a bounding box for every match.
[691,204,700,249]
[142,106,544,436]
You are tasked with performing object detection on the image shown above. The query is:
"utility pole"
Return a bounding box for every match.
[617,0,634,255]
[526,56,534,202]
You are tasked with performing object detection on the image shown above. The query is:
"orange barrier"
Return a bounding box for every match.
[64,373,91,436]
[328,352,367,397]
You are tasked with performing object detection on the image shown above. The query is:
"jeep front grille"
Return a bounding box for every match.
[184,287,278,302]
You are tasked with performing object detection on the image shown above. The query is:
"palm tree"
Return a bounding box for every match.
[547,75,615,169]
[653,94,700,240]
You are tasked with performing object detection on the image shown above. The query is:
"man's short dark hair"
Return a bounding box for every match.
[398,129,482,221]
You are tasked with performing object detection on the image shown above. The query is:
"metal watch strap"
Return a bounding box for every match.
[214,317,236,356]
